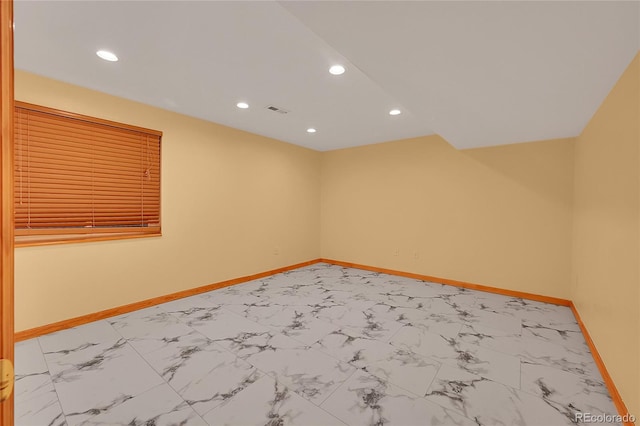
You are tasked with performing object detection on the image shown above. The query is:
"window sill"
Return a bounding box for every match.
[15,231,162,248]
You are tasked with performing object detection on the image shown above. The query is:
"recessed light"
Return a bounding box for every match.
[389,109,402,116]
[236,102,249,109]
[329,65,346,75]
[96,50,118,62]
[307,128,317,133]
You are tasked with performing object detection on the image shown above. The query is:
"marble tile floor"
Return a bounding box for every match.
[15,263,620,425]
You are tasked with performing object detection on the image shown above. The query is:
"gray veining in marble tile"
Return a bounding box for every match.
[240,336,356,405]
[425,363,576,425]
[521,336,601,378]
[38,321,165,426]
[204,375,346,426]
[312,329,441,396]
[390,325,521,388]
[77,383,206,426]
[321,369,476,426]
[15,339,67,426]
[457,323,523,357]
[521,363,619,425]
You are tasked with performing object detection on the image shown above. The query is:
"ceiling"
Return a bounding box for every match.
[14,1,640,151]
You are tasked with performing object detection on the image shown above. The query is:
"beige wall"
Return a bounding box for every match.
[572,53,639,418]
[14,71,321,331]
[320,135,575,298]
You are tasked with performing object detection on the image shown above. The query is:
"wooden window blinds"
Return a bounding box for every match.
[14,102,161,242]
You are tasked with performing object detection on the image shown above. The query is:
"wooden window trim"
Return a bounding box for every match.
[15,231,161,248]
[14,101,162,247]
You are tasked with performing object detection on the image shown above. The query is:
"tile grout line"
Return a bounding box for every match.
[155,286,361,421]
[101,316,209,422]
[203,283,360,413]
[152,299,270,422]
[35,335,69,426]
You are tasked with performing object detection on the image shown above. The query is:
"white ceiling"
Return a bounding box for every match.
[14,1,640,151]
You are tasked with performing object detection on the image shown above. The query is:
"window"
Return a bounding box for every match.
[14,101,161,246]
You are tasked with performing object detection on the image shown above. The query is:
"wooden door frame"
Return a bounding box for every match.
[0,0,14,424]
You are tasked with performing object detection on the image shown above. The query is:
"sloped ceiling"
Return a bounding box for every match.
[14,1,640,151]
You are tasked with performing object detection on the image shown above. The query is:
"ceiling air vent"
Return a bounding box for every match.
[266,105,289,115]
